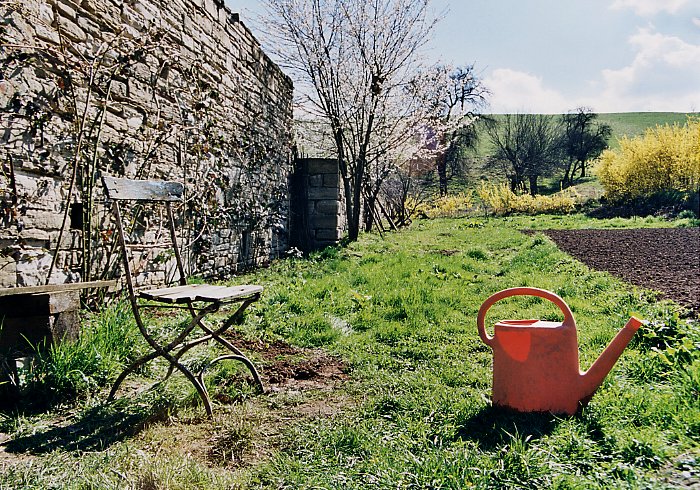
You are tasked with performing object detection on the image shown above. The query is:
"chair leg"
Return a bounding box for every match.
[188,298,265,393]
[107,350,160,402]
[108,347,214,418]
[198,353,264,395]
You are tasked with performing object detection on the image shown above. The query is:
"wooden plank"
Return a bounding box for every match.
[0,280,117,297]
[102,175,184,202]
[195,285,263,302]
[140,284,263,303]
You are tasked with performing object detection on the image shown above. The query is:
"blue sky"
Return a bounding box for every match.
[226,0,700,113]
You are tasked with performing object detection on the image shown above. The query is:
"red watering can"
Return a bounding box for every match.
[477,287,643,415]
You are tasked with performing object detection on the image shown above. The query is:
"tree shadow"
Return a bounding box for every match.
[455,405,561,450]
[2,402,168,455]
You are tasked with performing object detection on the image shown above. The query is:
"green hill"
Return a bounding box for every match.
[475,112,695,154]
[596,112,693,149]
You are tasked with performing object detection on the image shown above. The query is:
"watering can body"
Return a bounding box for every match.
[478,287,642,415]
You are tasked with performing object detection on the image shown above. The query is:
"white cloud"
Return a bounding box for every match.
[693,17,700,28]
[483,69,571,113]
[610,0,689,16]
[593,27,700,111]
[484,27,700,113]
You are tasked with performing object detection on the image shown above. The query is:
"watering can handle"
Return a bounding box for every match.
[477,287,575,346]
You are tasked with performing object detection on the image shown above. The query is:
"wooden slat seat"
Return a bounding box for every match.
[140,284,263,304]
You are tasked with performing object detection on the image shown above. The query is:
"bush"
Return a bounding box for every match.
[595,119,700,207]
[408,192,474,219]
[476,182,578,216]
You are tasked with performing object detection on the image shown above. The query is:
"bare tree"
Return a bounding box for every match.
[418,64,487,195]
[260,0,441,240]
[486,113,562,195]
[559,107,611,186]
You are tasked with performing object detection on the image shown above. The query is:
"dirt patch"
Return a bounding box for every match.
[534,228,699,313]
[223,332,348,391]
[0,336,351,473]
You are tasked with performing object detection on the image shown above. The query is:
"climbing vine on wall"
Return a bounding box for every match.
[0,0,292,288]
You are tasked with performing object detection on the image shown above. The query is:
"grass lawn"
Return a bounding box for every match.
[1,214,698,489]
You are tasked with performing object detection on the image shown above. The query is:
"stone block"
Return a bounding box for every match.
[310,215,339,230]
[133,0,158,24]
[314,228,340,242]
[55,15,87,42]
[308,175,323,187]
[308,187,339,200]
[315,200,338,215]
[24,209,64,231]
[38,2,55,23]
[19,228,51,243]
[0,290,81,357]
[54,0,77,20]
[121,4,148,32]
[15,249,68,286]
[306,158,338,174]
[323,173,339,187]
[34,22,61,44]
[0,256,17,288]
[77,15,101,38]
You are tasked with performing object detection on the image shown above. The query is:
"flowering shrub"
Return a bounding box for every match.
[476,182,578,216]
[408,193,474,218]
[595,119,700,202]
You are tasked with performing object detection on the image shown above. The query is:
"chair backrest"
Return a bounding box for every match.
[102,175,188,300]
[102,175,184,202]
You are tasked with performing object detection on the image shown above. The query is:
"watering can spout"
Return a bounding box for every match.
[579,317,644,402]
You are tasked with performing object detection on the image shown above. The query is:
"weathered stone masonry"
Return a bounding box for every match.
[0,0,294,286]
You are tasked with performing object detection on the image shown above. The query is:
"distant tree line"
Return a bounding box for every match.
[484,107,612,196]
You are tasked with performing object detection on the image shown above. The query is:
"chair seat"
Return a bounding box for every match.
[139,284,263,304]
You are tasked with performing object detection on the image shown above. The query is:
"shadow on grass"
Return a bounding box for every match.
[1,402,168,455]
[455,406,561,450]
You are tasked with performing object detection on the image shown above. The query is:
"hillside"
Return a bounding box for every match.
[474,112,695,155]
[596,112,693,149]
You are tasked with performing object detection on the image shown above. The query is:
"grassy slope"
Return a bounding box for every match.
[1,215,697,489]
[597,112,693,149]
[475,112,694,155]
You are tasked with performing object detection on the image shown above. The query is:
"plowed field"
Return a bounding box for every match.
[538,228,700,314]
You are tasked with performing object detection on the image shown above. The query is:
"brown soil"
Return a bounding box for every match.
[0,334,350,471]
[536,228,700,314]
[222,332,348,391]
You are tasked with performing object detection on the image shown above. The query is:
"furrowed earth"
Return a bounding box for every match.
[537,227,700,314]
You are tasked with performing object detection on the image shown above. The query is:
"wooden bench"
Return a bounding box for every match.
[0,280,116,402]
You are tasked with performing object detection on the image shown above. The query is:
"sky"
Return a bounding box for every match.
[225,0,700,114]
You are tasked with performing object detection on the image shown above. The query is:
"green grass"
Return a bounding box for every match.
[597,112,694,149]
[1,214,698,489]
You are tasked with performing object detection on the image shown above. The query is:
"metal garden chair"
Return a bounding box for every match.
[102,175,264,417]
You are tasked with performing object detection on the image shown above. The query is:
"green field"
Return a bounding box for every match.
[597,112,694,149]
[1,214,698,488]
[475,112,695,155]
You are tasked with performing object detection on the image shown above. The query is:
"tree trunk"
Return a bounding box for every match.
[579,159,587,178]
[437,153,448,196]
[562,159,573,188]
[528,175,539,196]
[363,192,375,232]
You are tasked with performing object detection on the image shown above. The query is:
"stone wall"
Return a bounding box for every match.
[0,0,293,286]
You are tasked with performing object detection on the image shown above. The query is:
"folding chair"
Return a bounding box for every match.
[102,175,264,417]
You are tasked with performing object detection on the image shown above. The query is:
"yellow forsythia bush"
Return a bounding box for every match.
[595,119,700,201]
[476,182,577,216]
[409,193,474,218]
